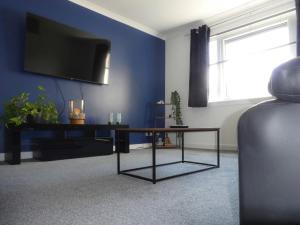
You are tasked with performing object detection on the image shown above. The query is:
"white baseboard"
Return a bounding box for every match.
[126,143,237,151]
[0,151,33,161]
[0,143,153,161]
[129,143,152,149]
[112,143,151,151]
[185,143,237,151]
[0,143,237,161]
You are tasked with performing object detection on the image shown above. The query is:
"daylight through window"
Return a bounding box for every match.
[208,20,296,102]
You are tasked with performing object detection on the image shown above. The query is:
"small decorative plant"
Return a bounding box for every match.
[1,86,59,127]
[170,91,183,125]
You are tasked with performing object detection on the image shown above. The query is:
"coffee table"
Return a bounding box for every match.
[116,128,220,184]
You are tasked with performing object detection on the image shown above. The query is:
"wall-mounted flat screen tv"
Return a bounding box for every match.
[24,13,111,85]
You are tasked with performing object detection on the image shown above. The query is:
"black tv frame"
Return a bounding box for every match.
[24,12,111,85]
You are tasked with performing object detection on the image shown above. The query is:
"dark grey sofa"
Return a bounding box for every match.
[238,58,300,225]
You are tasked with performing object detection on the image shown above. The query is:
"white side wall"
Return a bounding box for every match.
[165,33,269,151]
[164,0,296,151]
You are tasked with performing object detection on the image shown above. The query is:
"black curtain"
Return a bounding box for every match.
[296,0,300,56]
[188,25,210,107]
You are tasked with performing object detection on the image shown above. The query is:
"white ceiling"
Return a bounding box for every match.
[69,0,289,38]
[85,0,271,33]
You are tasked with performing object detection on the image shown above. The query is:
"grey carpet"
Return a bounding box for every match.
[0,149,239,225]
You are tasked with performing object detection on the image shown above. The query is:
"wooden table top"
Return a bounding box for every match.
[115,127,219,132]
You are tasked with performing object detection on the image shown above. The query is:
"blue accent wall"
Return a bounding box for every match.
[0,0,165,153]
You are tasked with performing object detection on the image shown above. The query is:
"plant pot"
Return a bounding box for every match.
[27,113,50,124]
[26,114,36,124]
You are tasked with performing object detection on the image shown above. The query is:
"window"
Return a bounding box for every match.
[209,21,296,102]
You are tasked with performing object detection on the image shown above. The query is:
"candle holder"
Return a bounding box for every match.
[69,99,85,125]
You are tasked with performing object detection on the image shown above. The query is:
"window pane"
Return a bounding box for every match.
[223,45,293,100]
[209,64,219,101]
[225,25,289,60]
[221,24,293,100]
[209,40,218,64]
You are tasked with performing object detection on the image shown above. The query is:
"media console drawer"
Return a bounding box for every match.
[5,124,129,165]
[32,137,113,161]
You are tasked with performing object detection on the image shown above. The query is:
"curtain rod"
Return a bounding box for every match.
[184,7,295,38]
[210,8,295,38]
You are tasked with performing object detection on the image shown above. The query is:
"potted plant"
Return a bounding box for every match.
[34,86,59,124]
[1,86,59,127]
[170,91,183,125]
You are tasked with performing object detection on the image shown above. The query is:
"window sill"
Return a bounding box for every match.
[208,96,275,107]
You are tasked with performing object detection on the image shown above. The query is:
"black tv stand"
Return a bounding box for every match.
[4,124,129,164]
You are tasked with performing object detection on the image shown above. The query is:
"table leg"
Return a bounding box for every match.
[117,130,121,174]
[181,132,184,162]
[152,131,156,184]
[217,129,220,168]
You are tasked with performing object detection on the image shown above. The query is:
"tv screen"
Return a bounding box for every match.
[24,13,111,85]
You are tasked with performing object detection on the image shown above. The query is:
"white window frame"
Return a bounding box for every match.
[208,13,296,105]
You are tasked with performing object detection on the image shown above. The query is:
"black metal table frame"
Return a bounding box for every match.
[116,128,220,184]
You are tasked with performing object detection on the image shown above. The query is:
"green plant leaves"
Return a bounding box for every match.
[37,85,45,91]
[0,86,59,126]
[170,91,183,125]
[9,116,24,126]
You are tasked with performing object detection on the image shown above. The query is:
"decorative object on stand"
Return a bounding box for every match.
[69,99,85,124]
[153,101,172,128]
[116,112,122,124]
[164,134,172,146]
[153,94,186,148]
[170,91,183,125]
[153,97,180,148]
[108,112,114,124]
[156,100,165,104]
[156,137,163,146]
[108,112,122,125]
[0,86,59,127]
